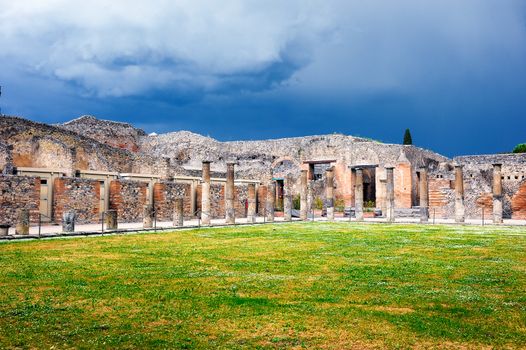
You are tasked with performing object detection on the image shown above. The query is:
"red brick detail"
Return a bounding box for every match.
[512,182,526,220]
[395,163,412,208]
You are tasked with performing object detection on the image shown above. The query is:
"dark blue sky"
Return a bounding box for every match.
[1,1,525,157]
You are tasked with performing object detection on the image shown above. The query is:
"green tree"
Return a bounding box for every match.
[403,128,413,145]
[512,143,526,153]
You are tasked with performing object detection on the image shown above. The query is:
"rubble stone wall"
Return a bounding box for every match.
[109,180,148,222]
[53,177,100,224]
[153,182,192,220]
[0,175,40,225]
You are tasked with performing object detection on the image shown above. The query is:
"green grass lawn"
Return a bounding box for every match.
[0,223,525,349]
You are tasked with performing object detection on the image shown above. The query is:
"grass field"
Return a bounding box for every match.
[0,223,525,349]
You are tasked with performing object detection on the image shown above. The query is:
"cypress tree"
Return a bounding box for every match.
[403,129,413,145]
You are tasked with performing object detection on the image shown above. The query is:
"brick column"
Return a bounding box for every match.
[247,183,256,223]
[493,163,503,224]
[419,167,429,223]
[455,165,465,223]
[385,166,395,222]
[300,170,308,220]
[284,175,293,221]
[201,161,211,225]
[355,168,364,221]
[105,210,118,230]
[266,180,275,222]
[326,167,335,221]
[173,197,184,227]
[225,162,236,225]
[143,204,153,228]
[15,209,30,235]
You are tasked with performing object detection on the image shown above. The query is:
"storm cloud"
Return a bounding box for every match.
[1,0,525,155]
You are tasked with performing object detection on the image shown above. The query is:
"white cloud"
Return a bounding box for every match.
[0,0,334,97]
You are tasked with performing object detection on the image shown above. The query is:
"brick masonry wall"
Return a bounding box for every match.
[395,163,412,209]
[53,177,100,224]
[257,185,267,216]
[0,175,40,225]
[153,181,192,220]
[511,180,526,220]
[428,178,454,219]
[109,180,148,222]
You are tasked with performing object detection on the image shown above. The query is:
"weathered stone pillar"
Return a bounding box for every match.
[419,167,429,223]
[143,204,154,229]
[247,183,256,223]
[62,210,76,233]
[283,175,293,221]
[225,162,236,225]
[493,163,503,224]
[0,225,9,236]
[355,168,364,221]
[173,198,184,227]
[326,167,335,221]
[307,182,313,219]
[454,165,465,223]
[15,209,30,235]
[385,166,395,222]
[266,180,275,222]
[105,210,118,230]
[201,161,211,225]
[300,170,308,220]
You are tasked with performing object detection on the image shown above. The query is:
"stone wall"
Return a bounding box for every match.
[234,184,249,218]
[53,177,100,224]
[109,180,148,222]
[0,175,40,225]
[60,115,146,152]
[195,183,225,219]
[153,181,192,220]
[0,142,13,174]
[1,116,135,175]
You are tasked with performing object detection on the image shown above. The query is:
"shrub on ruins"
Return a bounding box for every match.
[512,143,526,153]
[403,129,413,145]
[293,194,301,210]
[314,197,324,210]
[335,199,345,212]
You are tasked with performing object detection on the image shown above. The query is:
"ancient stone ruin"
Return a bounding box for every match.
[1,114,525,229]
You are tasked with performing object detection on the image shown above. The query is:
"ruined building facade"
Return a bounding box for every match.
[1,114,525,225]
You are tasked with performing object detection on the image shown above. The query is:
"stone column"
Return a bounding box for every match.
[355,168,364,221]
[173,197,184,227]
[493,163,503,224]
[105,210,118,230]
[62,210,76,233]
[266,180,275,222]
[385,166,395,222]
[201,161,211,225]
[326,167,335,221]
[15,209,30,235]
[307,182,313,219]
[419,167,429,223]
[283,175,293,221]
[454,165,465,223]
[225,162,236,225]
[300,170,308,220]
[143,204,154,229]
[247,183,256,223]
